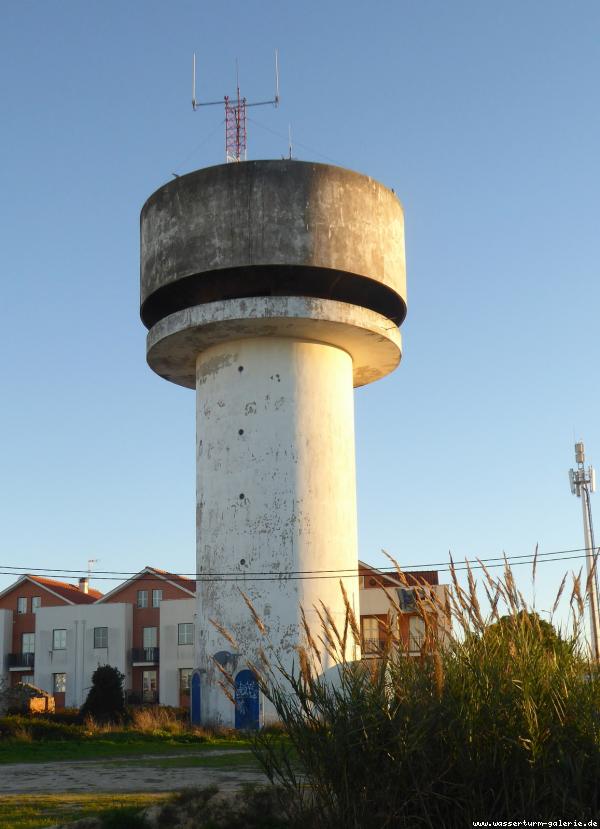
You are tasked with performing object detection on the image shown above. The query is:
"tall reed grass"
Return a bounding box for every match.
[240,557,600,828]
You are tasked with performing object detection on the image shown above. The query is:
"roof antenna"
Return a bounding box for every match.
[192,49,280,163]
[288,123,293,160]
[87,559,99,576]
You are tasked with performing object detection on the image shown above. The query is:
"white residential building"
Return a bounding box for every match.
[158,598,196,708]
[34,603,132,708]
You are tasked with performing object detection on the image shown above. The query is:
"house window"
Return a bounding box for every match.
[180,668,193,691]
[409,617,426,653]
[152,589,163,608]
[20,675,34,684]
[94,627,108,649]
[21,633,35,654]
[32,596,41,613]
[53,673,66,693]
[143,627,157,648]
[53,629,67,650]
[361,617,381,653]
[178,623,194,646]
[17,597,27,614]
[137,590,148,608]
[142,670,157,702]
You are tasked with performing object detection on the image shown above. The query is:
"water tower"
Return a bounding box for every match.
[140,159,406,726]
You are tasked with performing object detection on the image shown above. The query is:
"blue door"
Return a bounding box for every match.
[234,669,260,730]
[191,670,201,725]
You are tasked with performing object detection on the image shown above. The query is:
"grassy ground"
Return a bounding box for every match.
[0,792,169,829]
[0,734,253,764]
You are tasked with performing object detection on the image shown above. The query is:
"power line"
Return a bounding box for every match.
[0,545,595,579]
[0,549,596,584]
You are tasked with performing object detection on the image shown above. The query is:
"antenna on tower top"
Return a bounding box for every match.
[191,50,280,163]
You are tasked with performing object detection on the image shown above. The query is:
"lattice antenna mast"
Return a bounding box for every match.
[569,442,600,661]
[192,51,280,163]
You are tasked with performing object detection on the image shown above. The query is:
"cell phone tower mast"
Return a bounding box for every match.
[192,52,280,163]
[569,441,600,661]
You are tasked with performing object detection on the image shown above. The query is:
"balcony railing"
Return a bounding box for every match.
[131,647,159,664]
[361,638,387,654]
[125,689,159,705]
[361,636,427,658]
[8,652,35,668]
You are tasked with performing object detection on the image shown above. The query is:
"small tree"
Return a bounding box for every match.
[80,665,125,723]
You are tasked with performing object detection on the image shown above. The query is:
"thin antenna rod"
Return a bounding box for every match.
[288,123,293,159]
[192,53,197,109]
[191,50,281,162]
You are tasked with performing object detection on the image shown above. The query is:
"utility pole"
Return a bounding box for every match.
[569,441,600,661]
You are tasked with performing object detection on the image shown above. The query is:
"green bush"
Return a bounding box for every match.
[0,714,82,741]
[46,707,83,725]
[81,665,126,723]
[251,562,600,828]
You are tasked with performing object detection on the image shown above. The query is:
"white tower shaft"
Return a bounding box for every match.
[195,336,359,724]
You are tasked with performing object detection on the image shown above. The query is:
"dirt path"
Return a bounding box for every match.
[0,750,268,794]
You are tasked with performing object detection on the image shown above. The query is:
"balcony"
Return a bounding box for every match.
[126,689,159,705]
[8,652,35,670]
[131,647,159,665]
[361,638,387,655]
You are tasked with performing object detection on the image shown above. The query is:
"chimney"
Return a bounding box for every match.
[78,577,89,594]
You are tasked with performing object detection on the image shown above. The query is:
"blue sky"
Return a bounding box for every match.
[1,1,599,628]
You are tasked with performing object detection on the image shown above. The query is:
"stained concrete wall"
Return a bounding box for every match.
[196,336,360,726]
[140,160,406,330]
[34,603,132,707]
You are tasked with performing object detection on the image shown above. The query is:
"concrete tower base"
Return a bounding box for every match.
[196,335,358,726]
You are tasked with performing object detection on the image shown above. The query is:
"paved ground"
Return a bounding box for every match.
[0,750,268,794]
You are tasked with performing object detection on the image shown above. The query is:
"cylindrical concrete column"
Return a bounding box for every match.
[195,336,359,723]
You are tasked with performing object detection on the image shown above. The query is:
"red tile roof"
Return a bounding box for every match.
[28,575,103,603]
[94,566,195,603]
[403,571,439,586]
[148,567,196,592]
[359,562,440,587]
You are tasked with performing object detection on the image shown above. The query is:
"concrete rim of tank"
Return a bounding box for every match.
[146,296,402,389]
[140,158,404,215]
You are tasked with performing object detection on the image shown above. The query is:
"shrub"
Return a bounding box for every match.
[130,705,184,735]
[0,714,82,741]
[249,559,600,828]
[149,784,295,828]
[47,707,83,726]
[81,665,126,724]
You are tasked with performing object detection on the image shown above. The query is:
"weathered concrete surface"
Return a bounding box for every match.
[0,750,265,794]
[195,337,360,726]
[139,159,407,728]
[147,296,401,389]
[140,160,406,328]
